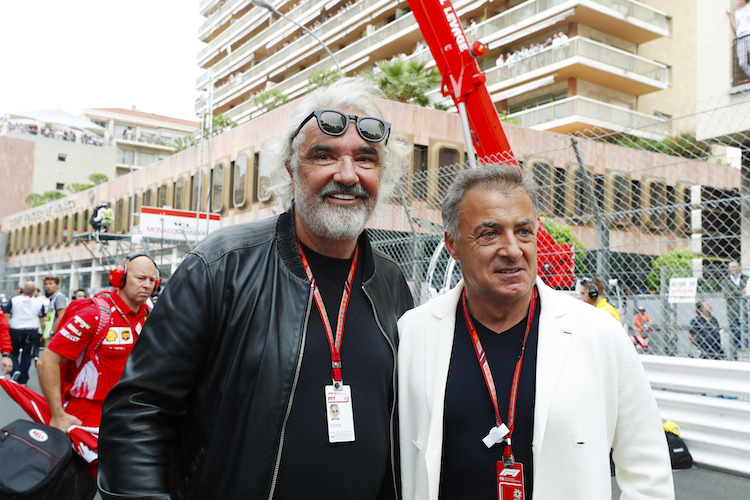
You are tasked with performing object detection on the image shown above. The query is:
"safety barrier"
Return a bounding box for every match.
[641,355,750,476]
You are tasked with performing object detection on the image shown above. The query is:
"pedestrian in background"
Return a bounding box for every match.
[579,276,621,322]
[5,281,44,384]
[633,305,652,351]
[722,259,747,359]
[689,300,725,360]
[1,310,12,374]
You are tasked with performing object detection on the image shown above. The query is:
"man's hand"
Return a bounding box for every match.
[1,356,12,374]
[49,411,83,434]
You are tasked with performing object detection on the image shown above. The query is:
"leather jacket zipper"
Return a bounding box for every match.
[268,284,314,499]
[362,286,400,499]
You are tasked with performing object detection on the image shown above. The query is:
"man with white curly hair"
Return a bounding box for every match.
[99,78,414,500]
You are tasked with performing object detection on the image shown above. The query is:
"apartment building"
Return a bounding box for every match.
[83,108,199,177]
[197,0,694,138]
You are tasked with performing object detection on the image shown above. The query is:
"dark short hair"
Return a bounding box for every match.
[43,275,60,285]
[442,164,539,241]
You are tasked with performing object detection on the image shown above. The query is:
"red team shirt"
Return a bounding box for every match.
[48,292,149,427]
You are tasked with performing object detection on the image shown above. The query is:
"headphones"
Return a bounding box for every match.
[109,252,162,294]
[581,278,599,300]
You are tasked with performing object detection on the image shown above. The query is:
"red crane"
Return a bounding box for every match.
[407,0,575,287]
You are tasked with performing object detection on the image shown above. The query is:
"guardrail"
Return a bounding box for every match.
[641,355,750,477]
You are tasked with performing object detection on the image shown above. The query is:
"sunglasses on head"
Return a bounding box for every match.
[291,109,391,145]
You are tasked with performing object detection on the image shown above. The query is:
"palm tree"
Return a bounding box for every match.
[372,59,441,107]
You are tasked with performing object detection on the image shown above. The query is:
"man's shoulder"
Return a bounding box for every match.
[191,215,280,263]
[370,246,404,276]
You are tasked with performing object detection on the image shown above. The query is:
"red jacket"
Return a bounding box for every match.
[0,313,10,355]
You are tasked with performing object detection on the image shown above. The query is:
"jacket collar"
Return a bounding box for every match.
[430,277,567,320]
[276,206,376,282]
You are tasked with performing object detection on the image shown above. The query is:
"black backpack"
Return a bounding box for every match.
[665,430,693,469]
[0,420,96,500]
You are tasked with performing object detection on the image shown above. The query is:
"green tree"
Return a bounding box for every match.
[370,59,441,107]
[67,183,94,193]
[173,135,197,153]
[606,133,712,160]
[210,113,238,136]
[539,215,588,276]
[88,173,108,185]
[647,248,694,292]
[25,191,66,207]
[499,110,519,126]
[254,89,289,112]
[307,68,342,91]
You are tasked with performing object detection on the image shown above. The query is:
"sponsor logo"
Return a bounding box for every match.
[499,468,521,478]
[29,428,49,442]
[441,6,469,52]
[102,327,134,345]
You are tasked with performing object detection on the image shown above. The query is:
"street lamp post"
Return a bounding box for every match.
[251,0,344,75]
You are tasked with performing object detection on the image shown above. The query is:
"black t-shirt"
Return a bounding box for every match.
[274,244,394,500]
[439,296,540,500]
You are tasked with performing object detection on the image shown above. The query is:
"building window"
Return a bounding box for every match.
[233,154,248,207]
[138,152,155,166]
[56,183,64,190]
[437,147,460,198]
[413,145,428,200]
[117,148,135,165]
[212,162,224,212]
[58,154,66,162]
[175,177,186,210]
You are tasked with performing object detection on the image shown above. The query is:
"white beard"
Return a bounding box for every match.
[294,181,375,240]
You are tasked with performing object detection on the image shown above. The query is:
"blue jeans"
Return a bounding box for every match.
[9,329,38,385]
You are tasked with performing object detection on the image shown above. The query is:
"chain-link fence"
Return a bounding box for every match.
[369,99,750,363]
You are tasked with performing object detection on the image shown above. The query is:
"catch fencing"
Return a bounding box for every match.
[369,97,750,364]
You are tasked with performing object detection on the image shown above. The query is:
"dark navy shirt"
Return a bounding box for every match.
[439,296,540,499]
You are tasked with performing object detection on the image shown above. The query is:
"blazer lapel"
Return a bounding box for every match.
[533,279,573,460]
[424,282,463,500]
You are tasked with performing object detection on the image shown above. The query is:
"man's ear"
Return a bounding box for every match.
[445,231,460,260]
[285,158,294,179]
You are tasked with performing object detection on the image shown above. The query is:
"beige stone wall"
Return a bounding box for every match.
[637,0,698,131]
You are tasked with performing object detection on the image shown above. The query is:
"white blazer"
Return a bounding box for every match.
[398,278,674,500]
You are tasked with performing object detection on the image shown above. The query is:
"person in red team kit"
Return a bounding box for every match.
[37,253,159,466]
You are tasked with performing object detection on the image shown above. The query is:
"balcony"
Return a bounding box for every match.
[200,0,224,17]
[485,36,669,98]
[508,95,671,138]
[205,0,406,111]
[479,0,670,50]
[732,34,750,88]
[218,7,422,122]
[198,1,304,67]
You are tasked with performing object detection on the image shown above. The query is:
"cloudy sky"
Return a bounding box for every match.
[1,0,203,121]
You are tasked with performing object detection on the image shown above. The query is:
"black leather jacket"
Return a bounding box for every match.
[98,209,413,499]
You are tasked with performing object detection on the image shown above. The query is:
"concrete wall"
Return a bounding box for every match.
[0,136,35,219]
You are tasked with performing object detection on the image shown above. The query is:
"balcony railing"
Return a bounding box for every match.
[199,0,387,90]
[478,0,669,47]
[732,34,750,87]
[485,37,669,92]
[199,0,310,66]
[508,95,671,137]
[219,7,421,122]
[207,0,401,106]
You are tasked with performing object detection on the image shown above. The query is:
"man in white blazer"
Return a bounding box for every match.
[398,165,673,499]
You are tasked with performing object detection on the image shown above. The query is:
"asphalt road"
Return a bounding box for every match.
[3,364,749,499]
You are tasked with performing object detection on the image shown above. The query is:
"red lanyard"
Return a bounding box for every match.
[298,242,359,387]
[461,287,537,444]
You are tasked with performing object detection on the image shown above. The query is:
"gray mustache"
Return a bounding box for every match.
[319,182,370,201]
